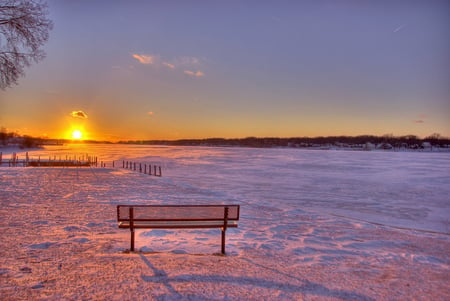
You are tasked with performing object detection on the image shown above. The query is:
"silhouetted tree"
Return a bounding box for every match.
[0,0,52,89]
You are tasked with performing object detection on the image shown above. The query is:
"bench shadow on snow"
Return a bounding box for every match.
[138,254,375,301]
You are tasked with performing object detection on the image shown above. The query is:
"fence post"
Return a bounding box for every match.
[158,166,162,177]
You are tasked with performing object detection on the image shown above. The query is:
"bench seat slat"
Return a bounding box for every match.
[118,220,238,229]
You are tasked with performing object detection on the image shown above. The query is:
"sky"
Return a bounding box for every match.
[0,0,449,141]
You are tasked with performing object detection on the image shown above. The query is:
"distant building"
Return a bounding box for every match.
[364,142,375,150]
[422,142,432,150]
[376,143,393,150]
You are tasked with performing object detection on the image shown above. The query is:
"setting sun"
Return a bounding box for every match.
[72,130,82,140]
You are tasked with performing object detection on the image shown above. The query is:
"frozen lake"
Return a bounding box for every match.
[15,144,450,234]
[2,143,449,300]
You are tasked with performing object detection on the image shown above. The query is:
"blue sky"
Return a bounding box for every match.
[1,0,449,140]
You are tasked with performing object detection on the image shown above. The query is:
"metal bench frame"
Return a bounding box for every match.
[117,205,240,254]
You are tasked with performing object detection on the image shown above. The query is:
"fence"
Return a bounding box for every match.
[0,152,163,177]
[0,152,98,167]
[119,160,162,177]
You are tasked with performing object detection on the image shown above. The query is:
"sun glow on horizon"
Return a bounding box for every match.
[71,129,83,140]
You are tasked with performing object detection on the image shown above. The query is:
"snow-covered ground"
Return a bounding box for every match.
[1,144,449,300]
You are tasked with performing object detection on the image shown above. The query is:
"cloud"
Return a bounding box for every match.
[131,53,206,77]
[178,56,201,66]
[147,111,154,116]
[393,24,406,33]
[413,114,427,124]
[132,54,154,64]
[184,70,205,77]
[70,110,88,119]
[162,62,175,69]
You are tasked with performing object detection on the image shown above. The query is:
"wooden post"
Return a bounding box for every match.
[113,161,115,168]
[144,164,147,174]
[158,166,162,177]
[129,207,135,252]
[221,207,229,255]
[148,165,152,175]
[153,165,157,176]
[123,160,125,168]
[139,163,142,173]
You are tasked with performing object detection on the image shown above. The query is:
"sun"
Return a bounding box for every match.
[72,129,83,140]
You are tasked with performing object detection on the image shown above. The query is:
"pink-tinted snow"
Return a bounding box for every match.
[0,144,449,300]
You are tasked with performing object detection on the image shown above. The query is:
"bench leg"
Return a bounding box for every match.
[221,228,226,255]
[131,230,135,252]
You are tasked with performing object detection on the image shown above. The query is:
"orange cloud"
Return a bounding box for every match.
[132,54,154,64]
[70,110,88,119]
[184,70,204,77]
[147,111,154,116]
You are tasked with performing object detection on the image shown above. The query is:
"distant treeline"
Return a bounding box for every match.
[0,131,42,148]
[118,134,450,149]
[2,130,449,150]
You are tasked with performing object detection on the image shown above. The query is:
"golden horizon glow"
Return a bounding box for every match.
[71,129,83,140]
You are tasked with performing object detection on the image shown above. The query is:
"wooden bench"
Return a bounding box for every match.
[117,204,240,254]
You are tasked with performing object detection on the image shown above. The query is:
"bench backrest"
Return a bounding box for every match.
[117,205,240,222]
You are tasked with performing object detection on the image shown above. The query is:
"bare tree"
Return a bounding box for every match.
[0,0,52,89]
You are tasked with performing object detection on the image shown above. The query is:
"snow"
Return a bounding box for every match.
[1,144,449,300]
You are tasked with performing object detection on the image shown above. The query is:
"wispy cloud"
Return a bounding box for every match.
[147,111,154,116]
[184,70,204,77]
[131,53,205,77]
[132,54,154,64]
[177,56,201,66]
[70,110,88,119]
[413,114,427,123]
[393,24,406,33]
[162,62,175,69]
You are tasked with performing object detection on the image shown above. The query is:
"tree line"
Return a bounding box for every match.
[119,134,450,149]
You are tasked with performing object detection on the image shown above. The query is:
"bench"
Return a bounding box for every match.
[117,204,240,254]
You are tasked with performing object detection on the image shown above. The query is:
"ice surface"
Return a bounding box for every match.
[29,144,447,233]
[1,144,449,300]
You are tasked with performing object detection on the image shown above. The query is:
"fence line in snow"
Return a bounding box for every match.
[0,152,99,167]
[117,160,162,177]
